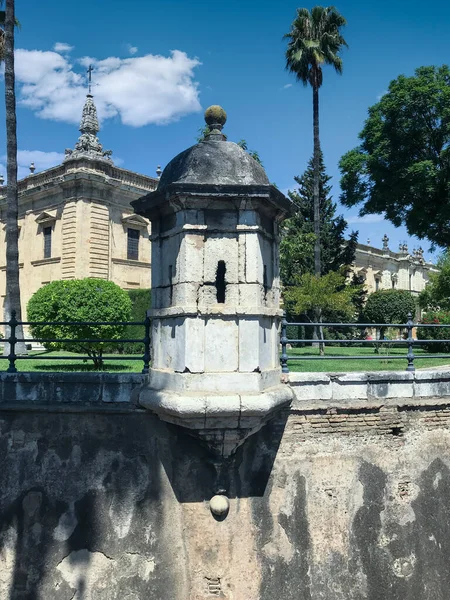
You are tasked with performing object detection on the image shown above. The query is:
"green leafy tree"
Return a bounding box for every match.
[116,288,151,354]
[27,279,132,369]
[280,154,361,348]
[417,310,450,353]
[419,251,450,310]
[339,65,450,248]
[281,153,357,283]
[363,289,416,339]
[280,230,316,285]
[284,5,348,276]
[284,272,356,319]
[284,271,357,354]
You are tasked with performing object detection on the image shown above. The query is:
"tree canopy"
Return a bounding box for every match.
[280,153,357,284]
[284,271,357,322]
[339,65,450,248]
[363,289,416,336]
[284,5,347,89]
[419,251,450,310]
[27,279,132,369]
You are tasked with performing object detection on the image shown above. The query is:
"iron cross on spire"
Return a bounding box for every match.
[87,64,94,95]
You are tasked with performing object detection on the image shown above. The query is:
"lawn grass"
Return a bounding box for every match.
[0,346,448,374]
[0,350,145,373]
[286,345,450,372]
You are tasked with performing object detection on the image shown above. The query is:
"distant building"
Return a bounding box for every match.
[0,93,157,318]
[352,234,438,297]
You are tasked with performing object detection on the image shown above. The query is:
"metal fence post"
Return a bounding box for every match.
[281,311,289,374]
[142,313,151,374]
[406,312,415,372]
[7,309,18,373]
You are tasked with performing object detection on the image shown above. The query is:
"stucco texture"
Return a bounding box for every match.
[1,402,450,599]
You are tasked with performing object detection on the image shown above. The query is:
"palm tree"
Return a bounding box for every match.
[0,1,18,59]
[2,0,26,356]
[284,6,348,277]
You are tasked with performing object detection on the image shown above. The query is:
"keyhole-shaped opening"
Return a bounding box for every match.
[263,264,268,299]
[215,261,226,303]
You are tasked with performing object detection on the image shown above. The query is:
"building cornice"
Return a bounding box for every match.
[354,243,437,270]
[111,257,150,268]
[0,159,157,203]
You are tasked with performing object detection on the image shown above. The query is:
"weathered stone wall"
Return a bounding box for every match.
[2,373,450,599]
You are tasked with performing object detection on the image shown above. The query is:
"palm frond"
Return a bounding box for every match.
[284,5,348,89]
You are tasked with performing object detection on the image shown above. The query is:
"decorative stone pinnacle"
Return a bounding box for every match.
[204,105,227,140]
[64,94,113,163]
[382,233,389,251]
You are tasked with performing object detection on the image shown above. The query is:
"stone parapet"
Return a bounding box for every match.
[289,369,450,409]
[0,372,146,408]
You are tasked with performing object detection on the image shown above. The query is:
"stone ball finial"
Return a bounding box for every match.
[209,494,230,518]
[205,105,227,131]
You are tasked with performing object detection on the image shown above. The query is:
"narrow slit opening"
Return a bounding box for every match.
[215,260,226,303]
[169,265,173,305]
[263,264,268,299]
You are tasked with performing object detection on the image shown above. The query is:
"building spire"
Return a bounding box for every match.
[64,66,113,163]
[87,64,93,95]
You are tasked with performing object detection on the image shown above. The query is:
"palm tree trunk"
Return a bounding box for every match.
[312,81,324,354]
[313,83,321,276]
[3,0,26,356]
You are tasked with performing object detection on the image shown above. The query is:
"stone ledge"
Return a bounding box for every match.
[148,368,281,394]
[149,307,283,318]
[138,384,293,426]
[289,370,450,409]
[30,257,61,266]
[138,383,294,456]
[111,257,151,268]
[0,372,146,406]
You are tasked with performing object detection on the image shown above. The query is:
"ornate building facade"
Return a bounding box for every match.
[0,93,157,317]
[352,234,439,297]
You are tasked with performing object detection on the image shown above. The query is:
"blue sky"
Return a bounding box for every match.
[1,0,449,261]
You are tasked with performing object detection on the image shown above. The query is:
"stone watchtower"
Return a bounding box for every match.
[132,106,293,456]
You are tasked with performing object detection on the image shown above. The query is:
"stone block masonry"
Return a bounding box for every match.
[1,370,450,598]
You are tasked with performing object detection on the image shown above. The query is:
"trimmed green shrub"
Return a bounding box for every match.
[27,279,132,369]
[417,310,450,353]
[364,290,416,335]
[116,289,151,354]
[363,289,416,352]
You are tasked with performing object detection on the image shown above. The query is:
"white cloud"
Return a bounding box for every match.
[376,90,388,101]
[13,47,202,127]
[127,45,138,55]
[53,42,74,53]
[0,150,65,181]
[346,214,385,225]
[283,83,293,89]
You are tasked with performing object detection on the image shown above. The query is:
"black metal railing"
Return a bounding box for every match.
[1,310,151,374]
[280,312,450,374]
